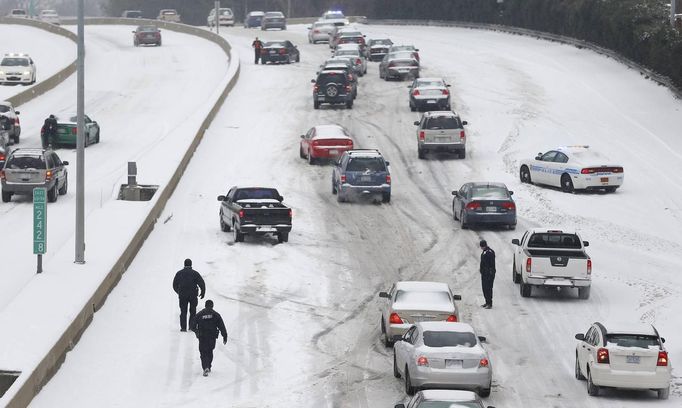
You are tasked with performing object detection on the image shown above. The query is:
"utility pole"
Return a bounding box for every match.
[672,0,678,28]
[215,1,220,34]
[287,0,291,18]
[75,0,85,264]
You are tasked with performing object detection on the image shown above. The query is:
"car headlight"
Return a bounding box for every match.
[0,71,4,75]
[24,71,31,75]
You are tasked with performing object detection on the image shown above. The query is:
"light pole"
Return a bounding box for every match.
[215,1,220,34]
[75,0,85,264]
[672,0,678,28]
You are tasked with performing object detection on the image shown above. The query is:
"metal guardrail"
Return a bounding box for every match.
[360,18,682,100]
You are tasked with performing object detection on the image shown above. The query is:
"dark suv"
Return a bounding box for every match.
[312,70,353,109]
[1,148,68,202]
[332,149,391,203]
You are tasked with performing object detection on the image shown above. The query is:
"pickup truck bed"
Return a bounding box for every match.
[218,188,293,243]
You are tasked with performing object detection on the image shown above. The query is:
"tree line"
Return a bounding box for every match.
[103,0,680,89]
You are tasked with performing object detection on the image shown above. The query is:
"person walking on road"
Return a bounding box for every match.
[192,299,227,377]
[479,240,496,309]
[41,114,58,148]
[252,37,263,64]
[172,258,205,332]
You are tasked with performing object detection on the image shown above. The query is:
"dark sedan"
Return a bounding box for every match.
[367,38,393,61]
[260,41,300,64]
[452,182,516,229]
[133,25,161,46]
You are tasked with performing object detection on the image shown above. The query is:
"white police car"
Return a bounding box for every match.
[0,54,36,86]
[519,146,624,193]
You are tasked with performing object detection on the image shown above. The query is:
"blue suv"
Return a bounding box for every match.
[332,149,391,203]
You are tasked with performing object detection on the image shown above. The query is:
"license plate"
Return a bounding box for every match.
[445,359,463,369]
[360,176,372,182]
[600,177,609,183]
[329,149,338,155]
[270,50,276,54]
[485,206,497,212]
[427,100,436,103]
[626,355,640,364]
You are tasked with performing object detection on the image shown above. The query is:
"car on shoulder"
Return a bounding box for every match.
[519,146,624,193]
[394,322,492,396]
[380,51,420,81]
[574,322,671,399]
[320,10,349,26]
[0,53,36,86]
[0,101,21,144]
[390,44,420,62]
[259,41,299,64]
[122,10,142,18]
[452,182,516,229]
[311,70,353,109]
[379,281,461,347]
[332,44,367,76]
[367,38,393,61]
[394,390,495,408]
[217,186,292,243]
[39,10,60,25]
[133,26,161,47]
[207,8,234,27]
[414,111,467,159]
[319,60,357,99]
[308,21,335,44]
[244,11,264,28]
[332,149,391,202]
[408,78,451,112]
[42,113,100,148]
[7,9,27,18]
[157,9,180,23]
[300,124,354,164]
[261,11,286,30]
[1,148,68,203]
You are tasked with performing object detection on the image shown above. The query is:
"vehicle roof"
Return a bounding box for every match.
[417,321,475,333]
[528,228,580,235]
[0,101,13,106]
[2,53,30,58]
[388,51,416,60]
[336,43,360,49]
[420,390,479,402]
[467,182,509,189]
[391,44,417,49]
[602,322,658,337]
[248,11,265,16]
[160,9,177,12]
[422,110,459,118]
[10,148,47,156]
[395,281,450,292]
[415,77,445,83]
[313,124,350,139]
[265,11,284,15]
[346,149,382,158]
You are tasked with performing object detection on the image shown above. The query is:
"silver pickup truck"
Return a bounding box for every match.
[511,228,592,299]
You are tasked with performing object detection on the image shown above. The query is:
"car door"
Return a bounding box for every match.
[548,151,570,187]
[301,128,313,153]
[577,326,594,373]
[383,283,396,328]
[51,153,64,187]
[220,187,236,223]
[453,184,468,217]
[396,325,417,374]
[514,230,528,272]
[531,151,558,185]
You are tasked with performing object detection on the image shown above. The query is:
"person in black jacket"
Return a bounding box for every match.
[41,115,58,148]
[172,258,206,332]
[479,240,496,309]
[252,37,263,64]
[192,299,227,376]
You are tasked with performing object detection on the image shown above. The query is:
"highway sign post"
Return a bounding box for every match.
[33,187,47,273]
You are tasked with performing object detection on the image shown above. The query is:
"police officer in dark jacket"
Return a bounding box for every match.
[192,299,227,376]
[41,114,58,148]
[172,258,206,332]
[479,240,496,309]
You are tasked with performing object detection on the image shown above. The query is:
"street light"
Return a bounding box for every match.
[75,0,85,264]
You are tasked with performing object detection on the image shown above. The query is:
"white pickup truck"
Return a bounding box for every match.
[511,228,592,299]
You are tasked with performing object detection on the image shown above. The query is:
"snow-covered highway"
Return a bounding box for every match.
[28,23,682,407]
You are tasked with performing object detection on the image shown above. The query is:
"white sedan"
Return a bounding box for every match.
[393,322,492,397]
[519,146,624,193]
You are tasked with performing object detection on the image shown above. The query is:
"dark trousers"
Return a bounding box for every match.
[178,295,198,331]
[198,337,217,370]
[254,49,260,64]
[481,273,495,306]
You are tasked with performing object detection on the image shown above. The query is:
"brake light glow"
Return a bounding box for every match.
[311,140,319,146]
[418,131,425,141]
[501,202,516,210]
[388,62,395,68]
[340,174,347,183]
[597,348,610,364]
[279,49,286,55]
[45,170,52,181]
[526,258,532,273]
[346,140,353,145]
[347,74,353,81]
[446,315,457,322]
[412,89,420,96]
[389,313,402,324]
[313,29,320,33]
[386,175,391,184]
[416,356,429,366]
[15,117,20,125]
[587,259,592,275]
[465,202,481,210]
[479,358,489,367]
[460,130,465,140]
[581,167,623,174]
[657,351,668,366]
[442,89,449,95]
[238,210,245,218]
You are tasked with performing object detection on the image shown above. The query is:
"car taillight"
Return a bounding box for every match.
[386,175,391,184]
[45,170,52,181]
[502,202,516,210]
[347,74,353,81]
[0,154,4,162]
[279,49,286,55]
[459,130,465,140]
[479,358,489,367]
[597,348,610,364]
[261,49,267,54]
[340,174,347,183]
[388,62,395,68]
[612,167,623,173]
[346,85,351,92]
[465,202,481,210]
[313,29,320,33]
[526,258,532,273]
[412,90,420,96]
[346,140,353,145]
[0,170,4,180]
[416,356,429,366]
[389,313,402,324]
[587,259,592,275]
[442,89,449,95]
[14,117,20,125]
[311,140,319,146]
[657,351,669,366]
[71,127,77,135]
[288,209,292,218]
[238,210,245,218]
[313,85,319,92]
[355,58,361,65]
[418,131,425,141]
[446,315,457,322]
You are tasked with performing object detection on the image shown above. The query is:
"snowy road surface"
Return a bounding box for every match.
[0,23,74,101]
[31,24,681,407]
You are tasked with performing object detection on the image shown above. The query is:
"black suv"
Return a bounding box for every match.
[311,70,353,109]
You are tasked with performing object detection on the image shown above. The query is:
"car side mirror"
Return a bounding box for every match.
[395,405,406,408]
[661,337,666,343]
[536,153,543,160]
[307,26,312,29]
[300,135,305,139]
[446,84,451,87]
[384,161,390,166]
[462,121,468,126]
[575,333,585,341]
[15,111,20,114]
[310,79,316,83]
[379,291,389,298]
[451,191,458,196]
[62,161,69,166]
[453,294,462,301]
[509,191,514,195]
[478,336,487,343]
[132,31,136,33]
[278,195,284,201]
[511,239,520,246]
[583,241,589,247]
[415,48,420,51]
[413,121,420,126]
[217,195,225,201]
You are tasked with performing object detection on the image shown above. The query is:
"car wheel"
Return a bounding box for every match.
[232,221,244,243]
[417,147,425,160]
[47,184,58,203]
[84,135,90,148]
[587,369,599,396]
[561,173,575,193]
[393,352,401,378]
[58,177,68,195]
[410,104,416,112]
[509,223,516,230]
[460,211,468,229]
[95,129,100,143]
[658,386,670,400]
[296,54,300,62]
[604,186,617,193]
[331,180,337,195]
[219,212,230,232]
[1,191,11,203]
[478,387,491,398]
[337,190,345,203]
[382,192,391,203]
[578,286,591,300]
[575,354,585,380]
[11,133,19,144]
[446,104,452,111]
[313,100,320,109]
[299,146,305,159]
[308,151,316,165]
[453,205,458,220]
[512,257,520,284]
[405,367,416,395]
[277,232,289,243]
[520,282,532,298]
[520,166,532,184]
[459,148,466,159]
[346,100,353,109]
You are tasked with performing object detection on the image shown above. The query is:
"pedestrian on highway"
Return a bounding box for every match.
[192,299,228,377]
[479,240,496,309]
[252,36,263,64]
[172,258,206,332]
[41,114,58,148]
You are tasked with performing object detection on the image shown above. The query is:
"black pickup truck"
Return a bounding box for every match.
[217,186,292,243]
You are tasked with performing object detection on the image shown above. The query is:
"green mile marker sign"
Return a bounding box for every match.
[33,187,47,255]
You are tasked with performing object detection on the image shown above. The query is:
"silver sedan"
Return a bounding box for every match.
[308,21,334,43]
[393,322,493,397]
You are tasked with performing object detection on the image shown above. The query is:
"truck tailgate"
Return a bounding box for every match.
[526,249,589,279]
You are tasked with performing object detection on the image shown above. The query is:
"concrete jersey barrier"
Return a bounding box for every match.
[1,18,240,408]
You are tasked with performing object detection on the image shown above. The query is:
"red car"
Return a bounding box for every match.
[299,124,354,164]
[133,25,161,47]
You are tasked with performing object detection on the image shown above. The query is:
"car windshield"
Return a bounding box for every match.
[423,331,477,347]
[418,403,481,408]
[7,155,46,169]
[234,188,279,201]
[1,58,29,67]
[0,106,10,113]
[325,12,345,19]
[527,233,582,249]
[266,12,284,17]
[162,11,177,15]
[470,186,509,199]
[264,42,284,47]
[315,22,333,28]
[425,116,461,130]
[138,26,158,32]
[394,290,450,304]
[346,157,385,172]
[416,80,444,87]
[336,50,358,56]
[372,39,392,45]
[606,334,660,348]
[393,45,415,51]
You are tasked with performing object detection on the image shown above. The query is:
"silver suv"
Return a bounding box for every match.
[1,148,68,203]
[414,111,468,159]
